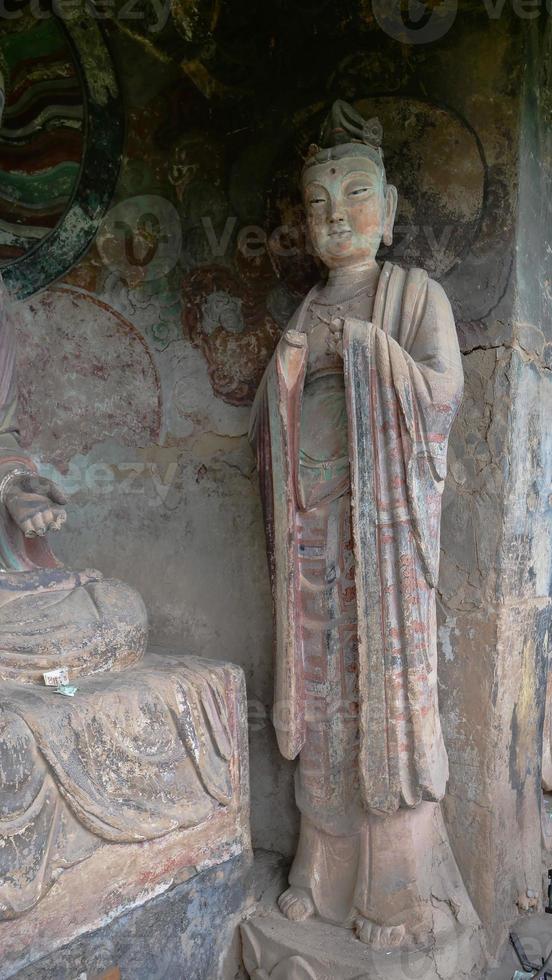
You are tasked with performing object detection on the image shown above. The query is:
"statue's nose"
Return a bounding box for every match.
[329,204,346,224]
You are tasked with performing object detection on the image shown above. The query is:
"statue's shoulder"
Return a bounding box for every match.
[377,263,455,344]
[422,273,454,323]
[384,262,452,318]
[382,261,428,292]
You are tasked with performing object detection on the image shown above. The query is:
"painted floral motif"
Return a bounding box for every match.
[182,264,281,406]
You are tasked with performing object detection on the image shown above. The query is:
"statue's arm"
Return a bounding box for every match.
[249,316,307,450]
[343,277,463,409]
[0,302,67,540]
[0,326,30,472]
[0,395,23,455]
[399,277,464,403]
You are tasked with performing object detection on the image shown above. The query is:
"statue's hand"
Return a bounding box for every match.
[3,474,68,538]
[327,316,345,358]
[283,328,307,349]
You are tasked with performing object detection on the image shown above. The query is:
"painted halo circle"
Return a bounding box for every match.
[0,12,124,300]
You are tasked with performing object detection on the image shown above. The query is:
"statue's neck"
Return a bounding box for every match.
[327,261,379,285]
[320,261,380,304]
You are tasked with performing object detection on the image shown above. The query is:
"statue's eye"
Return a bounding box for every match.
[308,197,326,206]
[348,186,372,197]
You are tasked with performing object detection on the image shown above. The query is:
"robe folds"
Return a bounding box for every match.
[0,278,59,572]
[250,261,464,816]
[0,654,241,918]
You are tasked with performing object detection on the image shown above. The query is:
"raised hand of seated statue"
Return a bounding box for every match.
[2,472,68,538]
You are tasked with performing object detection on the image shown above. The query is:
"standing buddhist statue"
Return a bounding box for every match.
[250,101,474,953]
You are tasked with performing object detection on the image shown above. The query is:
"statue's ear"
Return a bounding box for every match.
[383,184,398,247]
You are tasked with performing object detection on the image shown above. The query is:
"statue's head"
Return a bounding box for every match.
[302,100,398,270]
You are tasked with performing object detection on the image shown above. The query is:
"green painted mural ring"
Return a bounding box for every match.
[3,16,124,301]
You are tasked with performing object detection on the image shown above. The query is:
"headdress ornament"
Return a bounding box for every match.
[304,99,384,172]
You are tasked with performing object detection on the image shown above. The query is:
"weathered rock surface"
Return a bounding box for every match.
[241,910,488,980]
[0,651,251,980]
[8,853,252,980]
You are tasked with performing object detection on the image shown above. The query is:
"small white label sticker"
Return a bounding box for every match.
[43,667,70,687]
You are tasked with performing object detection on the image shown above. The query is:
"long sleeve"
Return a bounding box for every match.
[0,280,55,571]
[0,280,33,476]
[343,266,461,814]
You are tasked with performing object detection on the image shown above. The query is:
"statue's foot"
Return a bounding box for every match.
[278,887,315,922]
[354,917,405,949]
[354,908,432,951]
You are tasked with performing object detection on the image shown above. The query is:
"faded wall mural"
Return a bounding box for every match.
[0,11,123,297]
[0,19,83,263]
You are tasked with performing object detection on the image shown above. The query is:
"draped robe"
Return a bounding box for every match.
[250,262,463,816]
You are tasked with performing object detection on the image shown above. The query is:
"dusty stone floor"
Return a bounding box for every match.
[248,852,552,980]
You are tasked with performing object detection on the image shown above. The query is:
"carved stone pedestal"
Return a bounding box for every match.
[0,651,250,980]
[241,910,487,980]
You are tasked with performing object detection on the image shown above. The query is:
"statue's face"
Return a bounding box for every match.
[302,155,397,269]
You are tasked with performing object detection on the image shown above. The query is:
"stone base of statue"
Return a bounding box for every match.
[241,905,488,980]
[6,853,251,980]
[0,648,251,980]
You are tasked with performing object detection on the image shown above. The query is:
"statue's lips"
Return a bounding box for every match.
[328,228,353,246]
